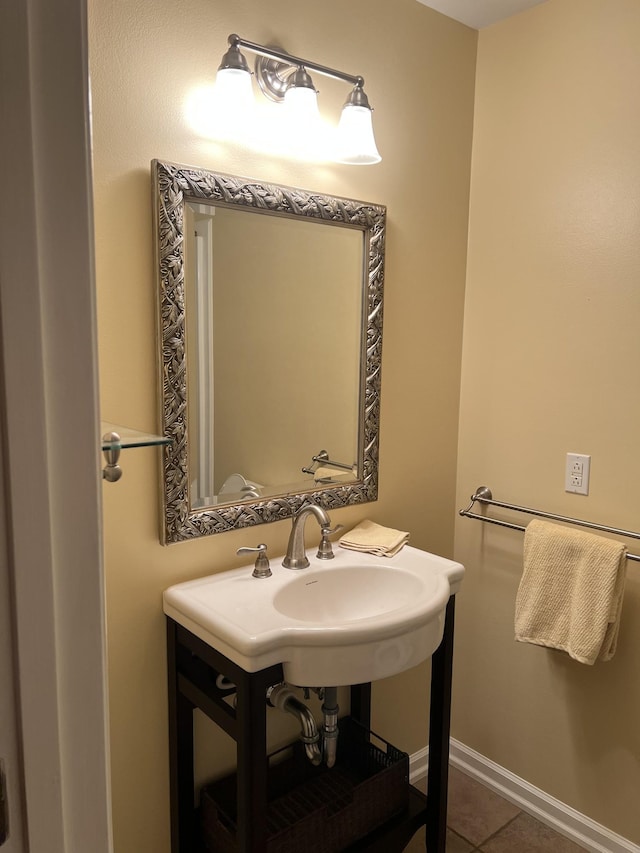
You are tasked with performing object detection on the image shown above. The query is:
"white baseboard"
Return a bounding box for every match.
[409,745,429,783]
[409,739,639,853]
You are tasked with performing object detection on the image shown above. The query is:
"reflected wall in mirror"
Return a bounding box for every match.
[184,203,362,505]
[153,160,386,542]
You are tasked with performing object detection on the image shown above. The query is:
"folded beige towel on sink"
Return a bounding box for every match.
[339,519,410,557]
[515,519,628,664]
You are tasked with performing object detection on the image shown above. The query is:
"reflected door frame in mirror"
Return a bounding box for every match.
[152,159,386,542]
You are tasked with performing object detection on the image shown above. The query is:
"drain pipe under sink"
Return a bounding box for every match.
[321,687,339,768]
[267,684,322,766]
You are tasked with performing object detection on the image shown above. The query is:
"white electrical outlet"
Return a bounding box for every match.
[565,453,590,495]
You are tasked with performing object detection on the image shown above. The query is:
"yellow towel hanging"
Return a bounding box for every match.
[515,519,627,664]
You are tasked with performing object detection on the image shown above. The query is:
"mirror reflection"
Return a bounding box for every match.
[153,160,386,541]
[184,202,363,508]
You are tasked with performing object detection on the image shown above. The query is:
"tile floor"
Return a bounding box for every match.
[404,766,589,852]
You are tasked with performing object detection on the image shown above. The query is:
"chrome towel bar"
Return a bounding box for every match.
[459,486,640,563]
[302,449,355,475]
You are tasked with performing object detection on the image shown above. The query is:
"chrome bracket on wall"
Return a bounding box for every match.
[102,432,123,482]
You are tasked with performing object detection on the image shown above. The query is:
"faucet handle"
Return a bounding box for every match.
[237,544,272,579]
[316,524,344,560]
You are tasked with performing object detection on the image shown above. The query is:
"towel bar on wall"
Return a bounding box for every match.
[459,486,640,563]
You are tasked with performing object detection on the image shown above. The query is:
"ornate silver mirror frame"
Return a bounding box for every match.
[152,159,386,543]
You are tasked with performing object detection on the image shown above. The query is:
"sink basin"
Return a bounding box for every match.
[163,545,464,686]
[273,565,429,623]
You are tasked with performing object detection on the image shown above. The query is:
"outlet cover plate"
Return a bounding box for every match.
[565,452,590,495]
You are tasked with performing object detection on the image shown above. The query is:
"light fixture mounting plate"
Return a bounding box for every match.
[254,49,295,102]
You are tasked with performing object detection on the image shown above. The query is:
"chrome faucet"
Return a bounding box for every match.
[283,504,331,569]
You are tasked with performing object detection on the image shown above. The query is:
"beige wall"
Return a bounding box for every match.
[90,1,476,850]
[454,0,640,843]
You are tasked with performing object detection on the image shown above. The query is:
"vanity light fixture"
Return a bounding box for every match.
[214,34,382,165]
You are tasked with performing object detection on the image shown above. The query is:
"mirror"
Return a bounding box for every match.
[153,160,386,542]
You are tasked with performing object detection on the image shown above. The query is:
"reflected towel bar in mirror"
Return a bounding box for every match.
[302,449,356,475]
[459,486,640,563]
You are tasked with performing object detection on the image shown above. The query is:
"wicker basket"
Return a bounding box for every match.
[200,717,409,853]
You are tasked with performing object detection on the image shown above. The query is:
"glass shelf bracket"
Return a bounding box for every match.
[101,423,171,482]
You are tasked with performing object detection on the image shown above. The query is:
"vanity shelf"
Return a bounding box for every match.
[200,715,410,853]
[101,422,171,481]
[166,597,456,853]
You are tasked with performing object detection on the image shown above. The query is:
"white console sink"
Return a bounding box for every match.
[163,545,464,686]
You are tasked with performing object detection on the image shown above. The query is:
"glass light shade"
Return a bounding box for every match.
[214,67,254,113]
[210,67,255,141]
[281,84,325,160]
[283,84,320,121]
[334,104,382,165]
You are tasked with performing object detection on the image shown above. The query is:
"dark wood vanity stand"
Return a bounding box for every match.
[167,596,456,853]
